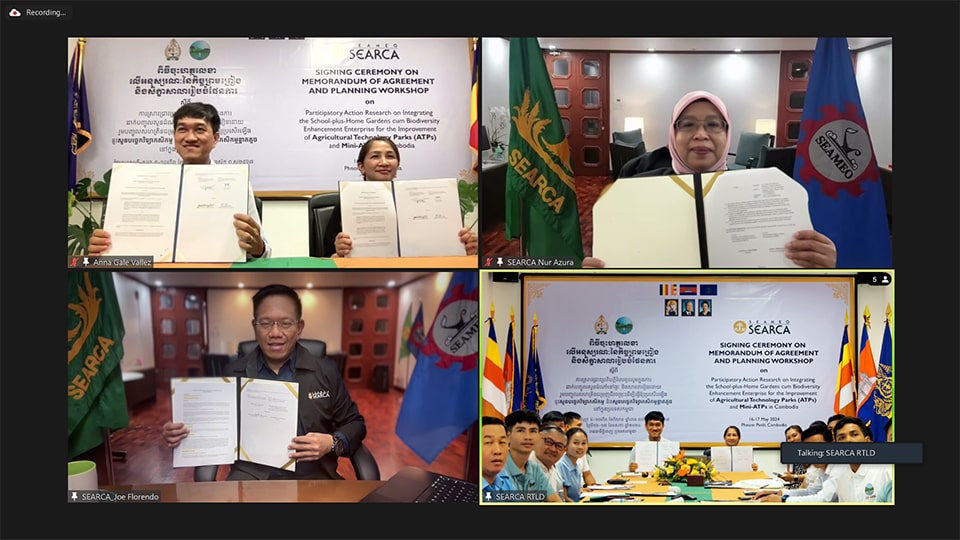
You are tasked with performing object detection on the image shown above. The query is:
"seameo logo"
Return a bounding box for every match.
[796,103,878,197]
[733,320,747,334]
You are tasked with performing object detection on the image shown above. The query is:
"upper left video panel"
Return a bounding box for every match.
[67,37,480,270]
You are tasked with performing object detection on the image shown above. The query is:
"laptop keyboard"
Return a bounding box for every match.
[415,475,477,503]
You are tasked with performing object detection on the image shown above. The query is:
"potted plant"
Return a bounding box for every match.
[457,168,479,230]
[67,169,111,256]
[487,106,509,159]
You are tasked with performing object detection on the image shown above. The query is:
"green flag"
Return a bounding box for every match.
[399,302,413,358]
[68,272,129,459]
[505,37,583,261]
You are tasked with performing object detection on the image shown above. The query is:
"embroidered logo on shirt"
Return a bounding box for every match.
[308,390,330,400]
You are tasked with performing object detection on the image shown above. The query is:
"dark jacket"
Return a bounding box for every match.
[619,145,675,178]
[225,343,366,480]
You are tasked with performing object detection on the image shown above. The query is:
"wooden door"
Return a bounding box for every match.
[152,287,207,388]
[341,287,398,390]
[776,51,814,147]
[777,49,859,147]
[543,50,610,177]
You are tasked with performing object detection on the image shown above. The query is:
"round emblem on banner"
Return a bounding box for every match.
[808,120,873,184]
[189,41,211,61]
[433,299,479,357]
[615,317,633,335]
[733,320,747,334]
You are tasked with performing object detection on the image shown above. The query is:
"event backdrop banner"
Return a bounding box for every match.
[76,38,472,192]
[522,275,854,444]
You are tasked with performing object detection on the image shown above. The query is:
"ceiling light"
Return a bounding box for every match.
[237,282,244,289]
[306,283,313,289]
[733,48,742,53]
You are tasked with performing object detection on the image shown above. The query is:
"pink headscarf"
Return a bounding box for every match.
[668,90,732,174]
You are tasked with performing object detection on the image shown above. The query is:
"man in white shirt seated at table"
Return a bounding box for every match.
[533,426,571,501]
[628,410,674,473]
[755,423,834,502]
[757,417,890,502]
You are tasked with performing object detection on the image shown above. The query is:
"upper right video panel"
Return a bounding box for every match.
[479,37,892,270]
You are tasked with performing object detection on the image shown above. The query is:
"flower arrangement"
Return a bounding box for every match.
[487,106,509,148]
[652,450,718,483]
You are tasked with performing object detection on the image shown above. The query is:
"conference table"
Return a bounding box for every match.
[150,255,477,269]
[580,471,775,503]
[100,479,384,502]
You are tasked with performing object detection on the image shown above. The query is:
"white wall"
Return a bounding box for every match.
[113,273,155,371]
[857,44,893,168]
[610,53,780,150]
[480,37,510,162]
[205,287,343,355]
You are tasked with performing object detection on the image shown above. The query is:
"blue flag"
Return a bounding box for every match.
[863,310,893,442]
[506,315,522,413]
[68,38,93,192]
[395,273,479,464]
[523,316,546,411]
[793,37,891,268]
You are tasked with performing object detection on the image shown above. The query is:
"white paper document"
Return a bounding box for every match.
[170,377,299,471]
[630,440,681,472]
[101,162,249,262]
[171,377,239,468]
[709,446,755,472]
[339,178,466,258]
[101,163,183,262]
[238,378,299,472]
[592,168,813,268]
[392,178,464,257]
[339,180,400,258]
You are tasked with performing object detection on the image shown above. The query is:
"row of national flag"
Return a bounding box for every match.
[834,304,893,442]
[481,305,545,419]
[502,37,890,267]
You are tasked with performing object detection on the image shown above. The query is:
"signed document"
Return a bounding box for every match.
[592,168,812,268]
[393,178,464,257]
[710,446,755,473]
[630,440,681,472]
[238,378,299,472]
[101,162,249,262]
[171,377,299,471]
[339,180,400,258]
[171,377,238,468]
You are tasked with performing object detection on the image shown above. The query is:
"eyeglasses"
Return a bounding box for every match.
[254,319,299,332]
[674,118,727,134]
[541,439,566,450]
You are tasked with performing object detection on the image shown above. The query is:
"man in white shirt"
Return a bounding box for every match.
[759,417,890,502]
[89,102,271,259]
[533,426,570,501]
[756,423,835,502]
[628,410,677,473]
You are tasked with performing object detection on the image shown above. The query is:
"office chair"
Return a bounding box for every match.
[254,197,263,221]
[610,128,646,179]
[201,353,232,377]
[307,192,340,257]
[193,443,381,481]
[756,145,797,178]
[728,132,775,170]
[237,339,327,359]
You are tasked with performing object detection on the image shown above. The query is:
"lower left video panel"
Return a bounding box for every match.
[66,269,480,503]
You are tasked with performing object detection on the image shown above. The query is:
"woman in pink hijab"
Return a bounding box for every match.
[583,91,836,268]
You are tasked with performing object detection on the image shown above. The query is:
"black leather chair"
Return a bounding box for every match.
[307,192,340,257]
[610,128,646,179]
[193,442,380,481]
[254,196,263,221]
[756,145,797,177]
[728,133,775,170]
[237,339,326,359]
[201,353,232,376]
